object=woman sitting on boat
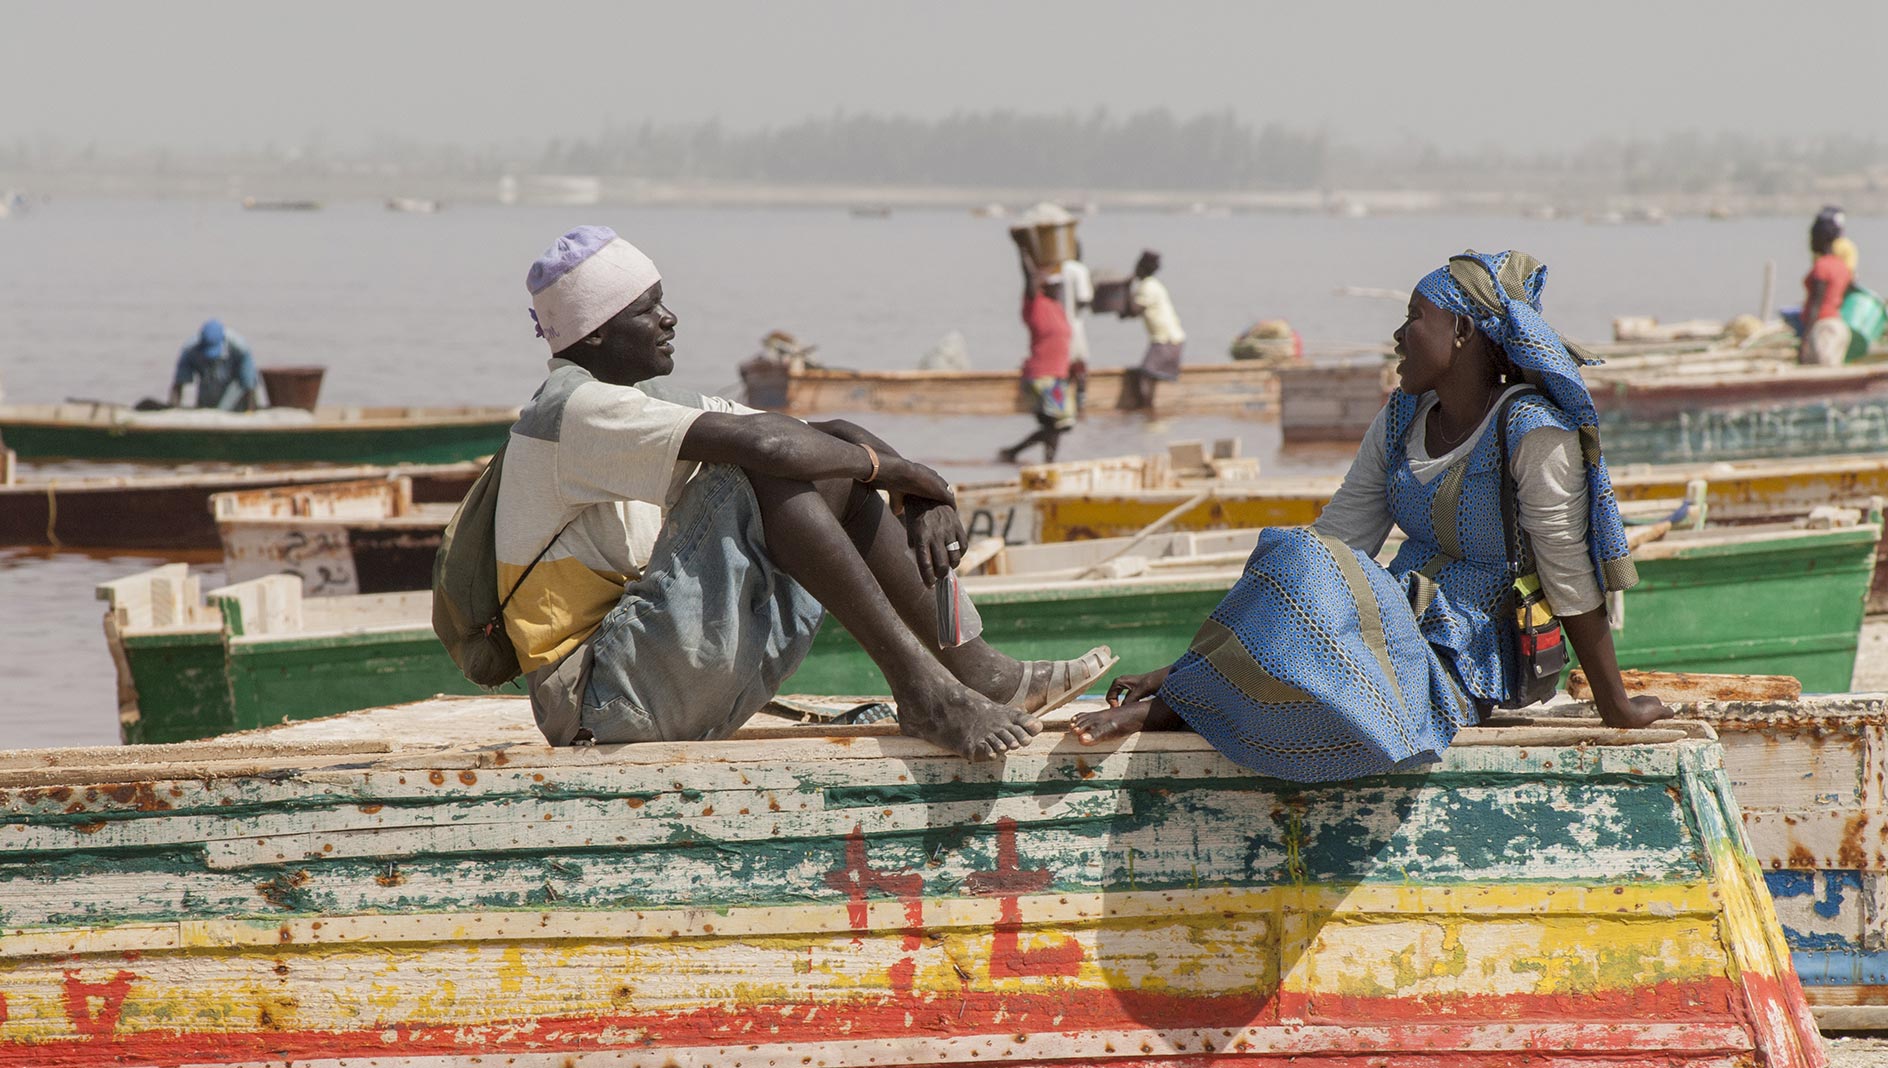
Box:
[1072,250,1672,782]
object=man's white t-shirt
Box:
[496,360,758,670]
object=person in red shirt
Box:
[999,247,1076,463]
[1800,211,1855,365]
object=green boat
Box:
[0,402,516,464]
[98,516,1880,745]
[789,519,1883,695]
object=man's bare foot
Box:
[1071,697,1184,745]
[1599,694,1676,729]
[999,646,1117,714]
[896,680,1043,761]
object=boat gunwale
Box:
[0,404,520,432]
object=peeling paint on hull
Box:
[0,704,1825,1066]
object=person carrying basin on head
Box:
[167,319,259,411]
[500,226,1115,761]
[999,241,1076,464]
[1073,250,1671,782]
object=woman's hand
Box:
[1560,609,1675,729]
[1598,693,1675,729]
[1107,666,1172,707]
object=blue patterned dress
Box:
[1154,390,1577,783]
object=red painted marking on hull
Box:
[0,981,1757,1067]
[824,824,927,993]
[59,971,135,1038]
[966,817,1083,979]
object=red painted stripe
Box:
[0,980,1766,1067]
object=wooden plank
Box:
[1569,669,1803,703]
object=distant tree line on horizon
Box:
[4,111,1885,198]
[542,110,1329,189]
[534,112,1886,196]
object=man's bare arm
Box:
[681,412,954,504]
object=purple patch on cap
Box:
[526,225,620,295]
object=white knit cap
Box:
[526,226,660,354]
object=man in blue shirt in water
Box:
[167,319,259,410]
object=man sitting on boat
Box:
[1072,250,1670,781]
[501,226,1112,761]
[167,319,259,411]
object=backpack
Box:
[432,443,566,687]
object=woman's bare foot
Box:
[895,680,1043,761]
[1071,697,1183,745]
[1598,694,1676,729]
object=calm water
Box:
[1,198,1875,747]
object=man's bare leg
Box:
[826,478,1104,711]
[747,472,1040,760]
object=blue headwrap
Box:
[198,319,227,359]
[1413,250,1638,595]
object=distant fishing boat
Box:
[240,197,321,212]
[0,451,481,551]
[0,402,516,464]
[1274,343,1888,462]
[385,197,443,214]
[0,690,1826,1065]
[740,360,1288,417]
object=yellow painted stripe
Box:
[0,881,1725,960]
[0,893,1735,1043]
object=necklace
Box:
[1428,389,1501,453]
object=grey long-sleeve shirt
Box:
[1311,385,1604,616]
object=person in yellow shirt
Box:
[1121,250,1186,410]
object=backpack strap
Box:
[486,440,575,633]
[495,518,576,618]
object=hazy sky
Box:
[6,0,1881,154]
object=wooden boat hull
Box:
[0,462,480,551]
[0,699,1825,1066]
[963,452,1888,611]
[963,452,1888,544]
[212,477,460,595]
[1599,397,1888,465]
[98,520,1878,745]
[1699,694,1888,1030]
[0,404,516,464]
[792,522,1879,695]
[746,361,1282,416]
[1589,361,1888,422]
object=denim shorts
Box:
[570,464,827,743]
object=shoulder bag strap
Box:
[1493,387,1544,581]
